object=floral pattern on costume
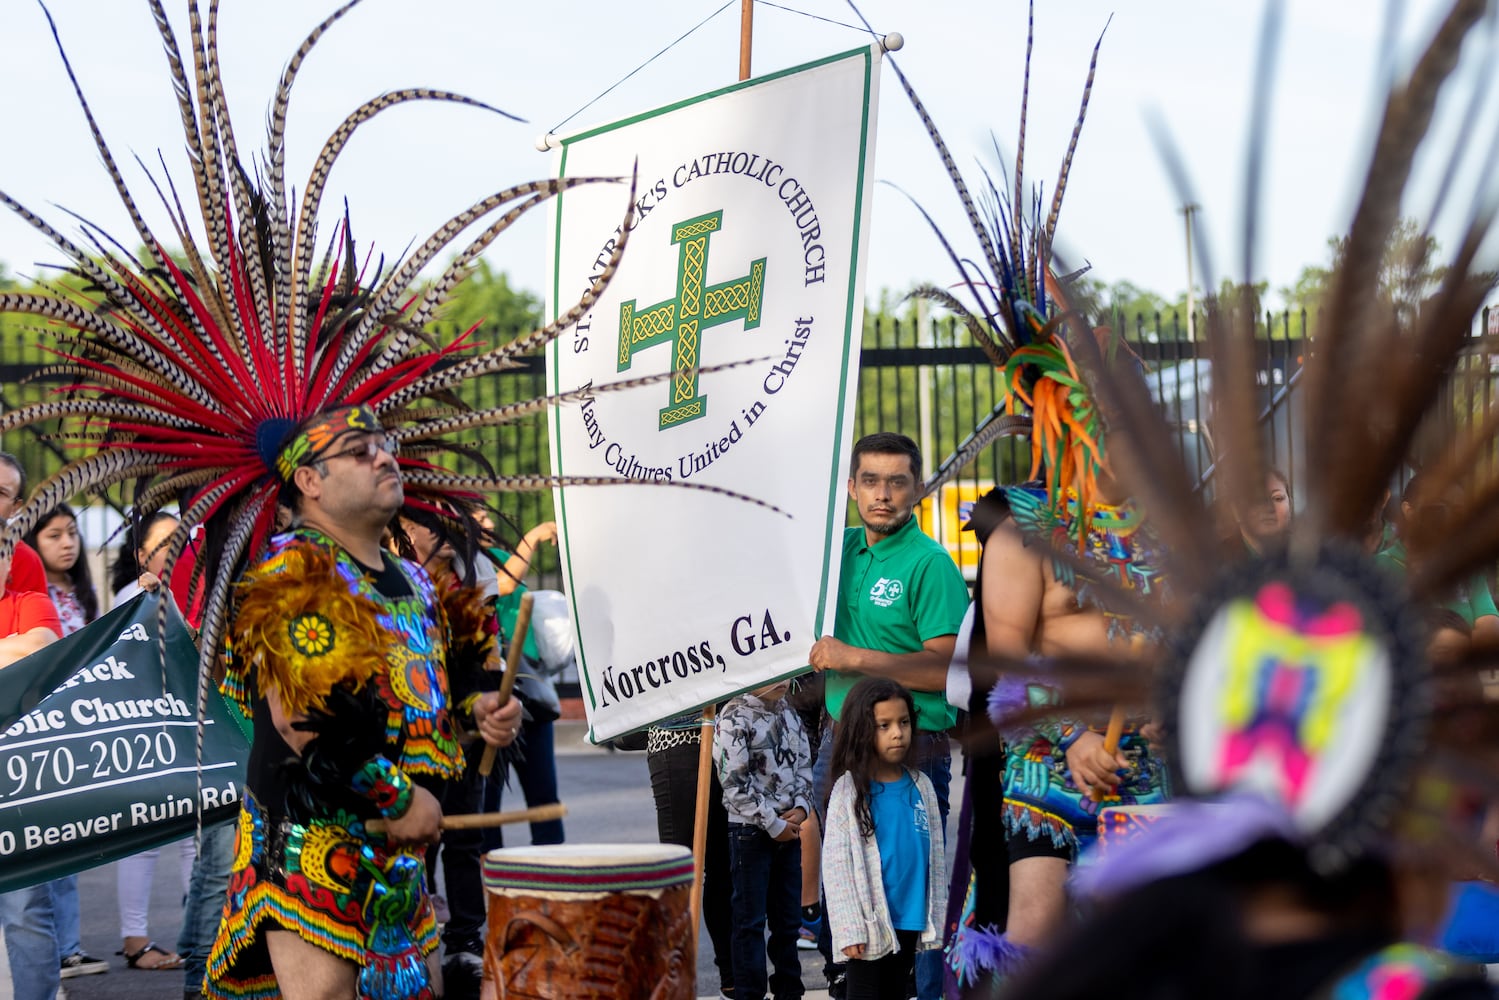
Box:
[207,529,459,1000]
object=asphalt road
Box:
[47,725,866,1000]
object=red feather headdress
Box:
[0,1,632,699]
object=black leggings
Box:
[845,929,920,1000]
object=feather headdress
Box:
[955,0,1499,876]
[873,1,1122,542]
[0,3,636,698]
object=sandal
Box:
[120,941,185,971]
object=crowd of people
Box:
[3,382,1493,1000]
[668,433,1499,1000]
[0,1,1495,998]
[0,395,1495,1000]
[4,357,1487,1000]
[0,445,570,1000]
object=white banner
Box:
[546,46,881,741]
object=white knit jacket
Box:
[822,769,947,961]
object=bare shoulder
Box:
[980,519,1047,596]
[984,518,1045,569]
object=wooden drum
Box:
[481,843,696,1000]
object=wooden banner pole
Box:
[689,0,752,957]
[689,705,717,954]
[739,0,754,81]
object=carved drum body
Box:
[481,843,696,999]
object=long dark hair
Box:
[831,677,917,838]
[110,510,180,596]
[25,504,98,623]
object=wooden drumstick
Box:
[1088,706,1127,803]
[366,802,566,835]
[479,591,535,778]
[1089,635,1146,802]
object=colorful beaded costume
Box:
[206,529,465,1000]
[0,4,646,998]
[990,487,1170,856]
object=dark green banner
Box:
[0,593,248,892]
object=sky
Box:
[1,0,1496,312]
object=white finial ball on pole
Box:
[882,32,904,52]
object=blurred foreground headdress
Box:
[947,0,1499,877]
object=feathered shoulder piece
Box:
[227,541,388,720]
[437,577,500,687]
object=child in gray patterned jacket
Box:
[715,677,813,1000]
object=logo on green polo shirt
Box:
[869,577,904,608]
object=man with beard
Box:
[809,432,969,1000]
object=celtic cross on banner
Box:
[617,210,767,429]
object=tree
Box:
[418,258,553,562]
[1279,245,1335,320]
[1103,280,1175,341]
[1278,219,1449,329]
[429,257,543,338]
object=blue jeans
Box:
[179,819,237,995]
[909,733,951,1000]
[51,875,80,957]
[437,744,489,957]
[728,825,803,1000]
[1,883,61,1000]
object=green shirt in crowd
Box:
[490,547,541,661]
[1376,537,1499,627]
[825,516,970,730]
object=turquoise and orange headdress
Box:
[885,2,1126,541]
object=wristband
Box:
[1054,721,1089,755]
[350,755,415,819]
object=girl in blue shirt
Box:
[823,679,946,1000]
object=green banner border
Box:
[547,45,878,739]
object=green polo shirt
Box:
[1376,538,1499,627]
[825,517,969,730]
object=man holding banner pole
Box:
[809,432,969,1000]
[205,409,522,1000]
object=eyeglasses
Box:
[318,435,400,465]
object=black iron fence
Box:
[3,306,1495,587]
